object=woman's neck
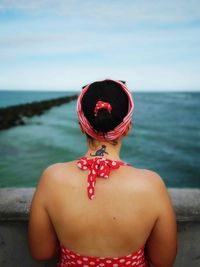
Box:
[84,139,122,161]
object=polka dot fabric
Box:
[57,246,149,267]
[77,157,127,200]
[94,101,112,116]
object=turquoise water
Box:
[0,91,200,188]
[0,90,74,107]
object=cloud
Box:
[0,24,199,59]
[0,1,199,91]
[0,0,200,23]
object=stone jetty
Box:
[0,94,78,130]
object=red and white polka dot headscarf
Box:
[77,79,134,141]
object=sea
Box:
[0,90,200,188]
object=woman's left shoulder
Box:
[41,161,76,180]
[32,161,77,207]
[35,161,76,192]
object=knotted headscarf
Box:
[77,79,134,141]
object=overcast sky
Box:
[0,0,200,91]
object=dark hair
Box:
[81,80,129,133]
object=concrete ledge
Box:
[0,188,200,222]
[0,188,200,267]
[168,188,200,222]
[0,188,34,221]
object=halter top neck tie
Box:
[77,157,127,200]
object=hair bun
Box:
[94,101,112,117]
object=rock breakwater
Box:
[0,94,78,130]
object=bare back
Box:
[36,160,173,258]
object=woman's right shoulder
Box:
[136,168,175,219]
[129,167,172,210]
[131,167,168,194]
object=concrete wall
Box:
[0,188,200,267]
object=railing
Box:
[0,188,200,267]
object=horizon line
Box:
[0,88,200,93]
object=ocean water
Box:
[0,90,200,188]
[0,90,74,107]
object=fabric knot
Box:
[77,157,127,200]
[94,101,112,116]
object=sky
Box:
[0,0,200,91]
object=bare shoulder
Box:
[136,168,173,210]
[141,169,166,189]
[43,160,75,174]
[125,166,171,206]
[128,166,167,192]
[34,161,77,199]
[39,161,77,183]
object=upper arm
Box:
[28,168,59,260]
[146,174,177,267]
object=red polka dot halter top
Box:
[77,157,128,200]
[57,245,149,267]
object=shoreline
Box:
[0,94,78,130]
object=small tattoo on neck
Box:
[90,145,109,157]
